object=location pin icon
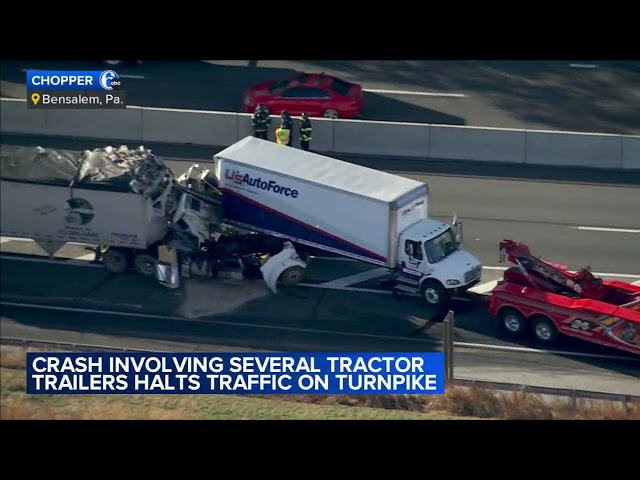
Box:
[31,93,40,105]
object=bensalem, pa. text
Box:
[41,93,123,106]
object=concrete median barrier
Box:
[429,125,526,163]
[46,106,144,141]
[333,119,430,156]
[0,99,48,136]
[1,99,637,171]
[622,136,640,170]
[142,107,236,146]
[525,130,623,169]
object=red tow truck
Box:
[488,239,640,356]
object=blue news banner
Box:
[26,70,121,91]
[26,352,445,395]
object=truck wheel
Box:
[102,248,129,274]
[420,280,449,308]
[498,307,527,336]
[279,266,305,287]
[134,254,157,278]
[530,316,558,345]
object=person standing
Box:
[275,121,291,146]
[299,112,313,151]
[281,110,293,146]
[251,104,270,140]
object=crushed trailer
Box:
[0,145,297,289]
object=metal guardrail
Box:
[2,98,639,171]
[440,310,639,406]
[4,335,638,405]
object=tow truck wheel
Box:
[421,280,448,308]
[102,248,129,274]
[279,266,305,287]
[134,254,157,278]
[530,316,558,344]
[498,308,526,336]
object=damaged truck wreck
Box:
[1,137,483,308]
[0,143,296,292]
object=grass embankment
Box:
[1,346,638,420]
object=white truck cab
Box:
[393,216,482,308]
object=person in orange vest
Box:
[275,121,291,146]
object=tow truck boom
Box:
[498,239,638,305]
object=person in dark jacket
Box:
[251,104,271,140]
[281,110,293,146]
[299,112,313,151]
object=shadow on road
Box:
[362,92,465,124]
[303,60,640,134]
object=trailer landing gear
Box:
[85,246,102,263]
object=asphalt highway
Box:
[1,60,638,133]
[3,136,639,274]
[1,136,639,395]
[2,259,640,396]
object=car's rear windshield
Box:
[271,79,290,95]
[329,78,353,96]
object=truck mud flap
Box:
[156,246,180,289]
[260,241,307,293]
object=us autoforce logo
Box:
[224,169,299,198]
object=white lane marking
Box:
[569,64,596,69]
[468,280,498,295]
[319,267,390,287]
[299,283,394,295]
[313,257,640,280]
[2,301,636,362]
[363,88,468,98]
[633,280,640,286]
[572,226,640,234]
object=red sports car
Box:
[242,72,364,119]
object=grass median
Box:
[1,345,637,420]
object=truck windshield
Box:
[424,228,459,263]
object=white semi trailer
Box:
[0,144,282,282]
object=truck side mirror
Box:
[452,213,463,244]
